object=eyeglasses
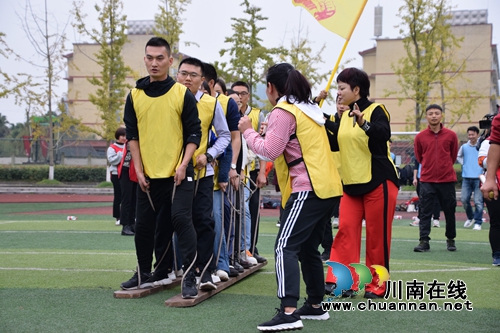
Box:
[234,91,249,96]
[178,71,201,79]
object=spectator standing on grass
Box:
[413,104,458,253]
[457,126,484,230]
[107,128,126,226]
[479,113,500,266]
[117,140,137,236]
[121,37,201,299]
[240,63,342,331]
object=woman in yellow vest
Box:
[239,63,342,331]
[324,67,399,299]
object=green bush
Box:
[0,165,106,182]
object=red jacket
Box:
[414,124,458,183]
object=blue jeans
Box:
[241,182,252,251]
[213,190,229,273]
[461,178,484,225]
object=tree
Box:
[73,0,131,142]
[18,0,69,179]
[153,0,197,55]
[388,0,481,131]
[219,0,285,105]
[0,113,9,138]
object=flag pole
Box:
[319,0,368,108]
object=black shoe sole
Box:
[414,248,430,252]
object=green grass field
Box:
[0,202,498,333]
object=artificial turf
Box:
[0,202,497,333]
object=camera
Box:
[479,114,495,129]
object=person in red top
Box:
[480,112,500,266]
[413,104,459,252]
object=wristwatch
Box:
[205,153,214,163]
[230,163,237,170]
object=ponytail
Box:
[266,63,313,105]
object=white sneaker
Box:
[410,217,419,227]
[332,217,339,228]
[276,221,281,227]
[115,220,120,226]
[241,250,258,266]
[151,277,172,287]
[433,219,440,228]
[473,224,482,230]
[211,274,221,283]
[168,271,176,281]
[216,269,229,282]
[362,219,366,227]
[464,220,473,228]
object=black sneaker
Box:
[257,308,303,331]
[253,253,267,263]
[228,265,240,277]
[238,257,252,269]
[295,299,329,320]
[364,291,383,299]
[446,239,457,251]
[233,260,244,273]
[199,270,217,291]
[182,270,198,299]
[120,271,151,290]
[121,225,134,236]
[325,282,336,295]
[414,240,430,252]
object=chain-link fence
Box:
[0,138,108,166]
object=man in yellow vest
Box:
[176,57,230,290]
[203,63,244,276]
[121,37,201,299]
[231,81,267,264]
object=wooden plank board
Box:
[164,261,267,307]
[113,278,182,299]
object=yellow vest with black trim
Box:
[193,93,216,180]
[273,101,342,207]
[338,103,395,185]
[246,107,261,132]
[246,106,261,171]
[212,94,230,190]
[131,83,188,179]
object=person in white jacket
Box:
[107,127,126,226]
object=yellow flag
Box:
[292,0,367,39]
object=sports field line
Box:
[0,266,492,274]
[0,251,133,256]
[0,230,117,234]
[0,267,132,273]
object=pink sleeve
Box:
[243,108,296,161]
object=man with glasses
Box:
[231,81,267,265]
[175,57,230,290]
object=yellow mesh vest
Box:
[338,103,395,185]
[273,102,343,207]
[193,93,216,180]
[131,84,186,178]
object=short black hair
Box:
[145,37,171,56]
[203,63,217,83]
[337,68,370,98]
[231,81,250,91]
[467,126,480,134]
[115,127,126,140]
[178,57,204,76]
[426,104,443,112]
